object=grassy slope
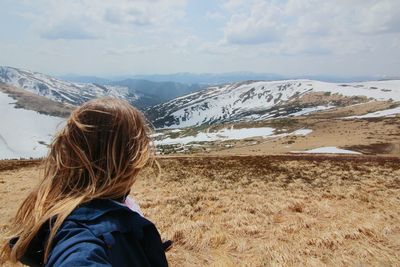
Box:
[1,155,399,266]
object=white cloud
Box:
[104,45,158,56]
[198,41,237,55]
[41,17,98,40]
[356,0,400,34]
[2,0,399,76]
[222,0,400,47]
[29,0,187,40]
[205,11,225,21]
[222,0,249,11]
[224,1,285,44]
[201,0,399,78]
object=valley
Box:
[0,66,399,159]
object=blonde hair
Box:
[1,98,154,263]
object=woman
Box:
[1,98,168,266]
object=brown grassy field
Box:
[213,116,400,156]
[158,109,400,157]
[1,155,400,266]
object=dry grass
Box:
[210,117,400,156]
[1,155,400,266]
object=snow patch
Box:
[292,129,313,135]
[287,105,335,117]
[150,133,164,138]
[344,106,400,119]
[155,127,313,145]
[155,127,276,145]
[0,92,64,159]
[291,146,361,154]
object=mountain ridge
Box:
[0,66,144,107]
[146,79,400,129]
[0,82,73,117]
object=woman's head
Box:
[2,98,153,263]
[49,97,153,199]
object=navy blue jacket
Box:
[15,199,168,267]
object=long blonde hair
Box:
[1,97,154,263]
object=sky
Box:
[1,0,399,77]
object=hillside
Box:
[0,66,144,107]
[1,66,400,159]
[0,82,73,117]
[1,155,399,266]
[147,79,400,129]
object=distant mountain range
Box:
[60,72,388,85]
[1,65,400,159]
[59,75,203,102]
[109,79,202,103]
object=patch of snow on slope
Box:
[155,127,313,145]
[311,80,400,101]
[344,106,400,119]
[292,129,313,135]
[0,92,64,159]
[150,133,164,138]
[287,105,335,117]
[292,146,361,154]
[155,127,276,145]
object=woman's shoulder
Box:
[49,199,167,267]
[65,199,154,239]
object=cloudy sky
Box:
[1,0,399,77]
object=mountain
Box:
[0,82,73,117]
[113,72,285,85]
[60,76,204,103]
[146,79,400,129]
[58,74,112,84]
[0,66,143,107]
[2,67,205,108]
[110,79,202,103]
[112,72,382,84]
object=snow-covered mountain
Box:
[0,66,155,159]
[146,79,400,128]
[0,66,140,106]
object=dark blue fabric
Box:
[18,199,168,267]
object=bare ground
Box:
[1,155,400,266]
[203,115,400,156]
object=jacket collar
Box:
[67,198,131,221]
